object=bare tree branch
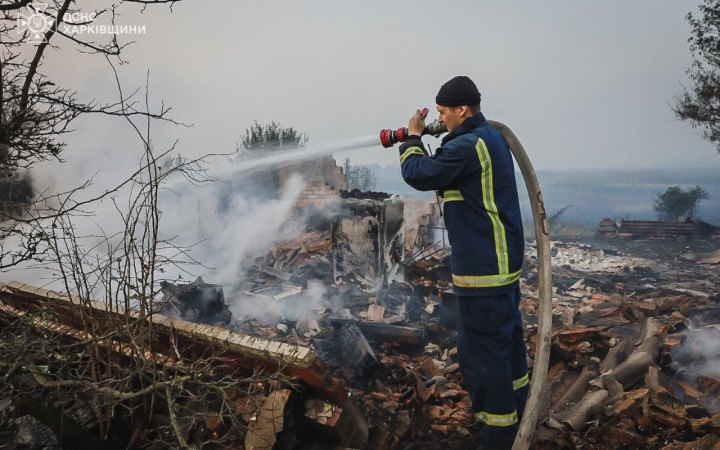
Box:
[0,0,33,12]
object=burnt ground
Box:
[553,234,720,300]
[334,233,720,450]
[1,232,719,449]
[578,235,720,263]
[525,234,720,450]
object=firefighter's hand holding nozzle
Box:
[408,109,427,136]
[379,107,445,148]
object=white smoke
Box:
[229,279,329,325]
[2,136,157,288]
[157,171,308,298]
[2,115,359,327]
[673,325,720,379]
[3,145,315,304]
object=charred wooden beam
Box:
[330,318,428,347]
[558,389,609,431]
[337,321,380,377]
[0,281,347,403]
[551,366,598,413]
[602,351,656,389]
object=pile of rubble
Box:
[3,188,719,449]
[525,240,720,449]
[223,229,476,448]
[169,215,715,449]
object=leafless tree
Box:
[0,0,184,269]
[0,65,299,447]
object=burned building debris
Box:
[160,277,231,325]
[331,191,404,289]
[2,187,720,449]
[202,215,720,448]
[599,217,720,240]
[280,157,348,210]
[0,281,363,449]
[522,237,720,449]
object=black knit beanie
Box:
[435,76,481,107]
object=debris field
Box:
[1,194,719,449]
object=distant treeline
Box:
[368,165,720,226]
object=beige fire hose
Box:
[488,121,553,450]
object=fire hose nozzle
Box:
[425,120,449,137]
[379,119,448,148]
[379,127,406,148]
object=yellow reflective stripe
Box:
[443,189,464,202]
[452,269,522,288]
[513,373,529,390]
[474,410,518,427]
[399,147,425,164]
[475,138,510,274]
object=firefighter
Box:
[398,76,528,450]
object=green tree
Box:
[653,185,709,221]
[237,121,309,153]
[674,0,720,152]
[343,158,377,191]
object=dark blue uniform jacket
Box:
[399,112,524,296]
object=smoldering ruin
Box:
[2,156,720,450]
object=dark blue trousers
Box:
[456,285,529,450]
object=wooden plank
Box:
[331,319,428,347]
[0,281,347,403]
[244,390,293,450]
[337,321,379,372]
[301,398,369,449]
[256,266,294,282]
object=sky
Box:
[5,0,720,292]
[32,0,720,174]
